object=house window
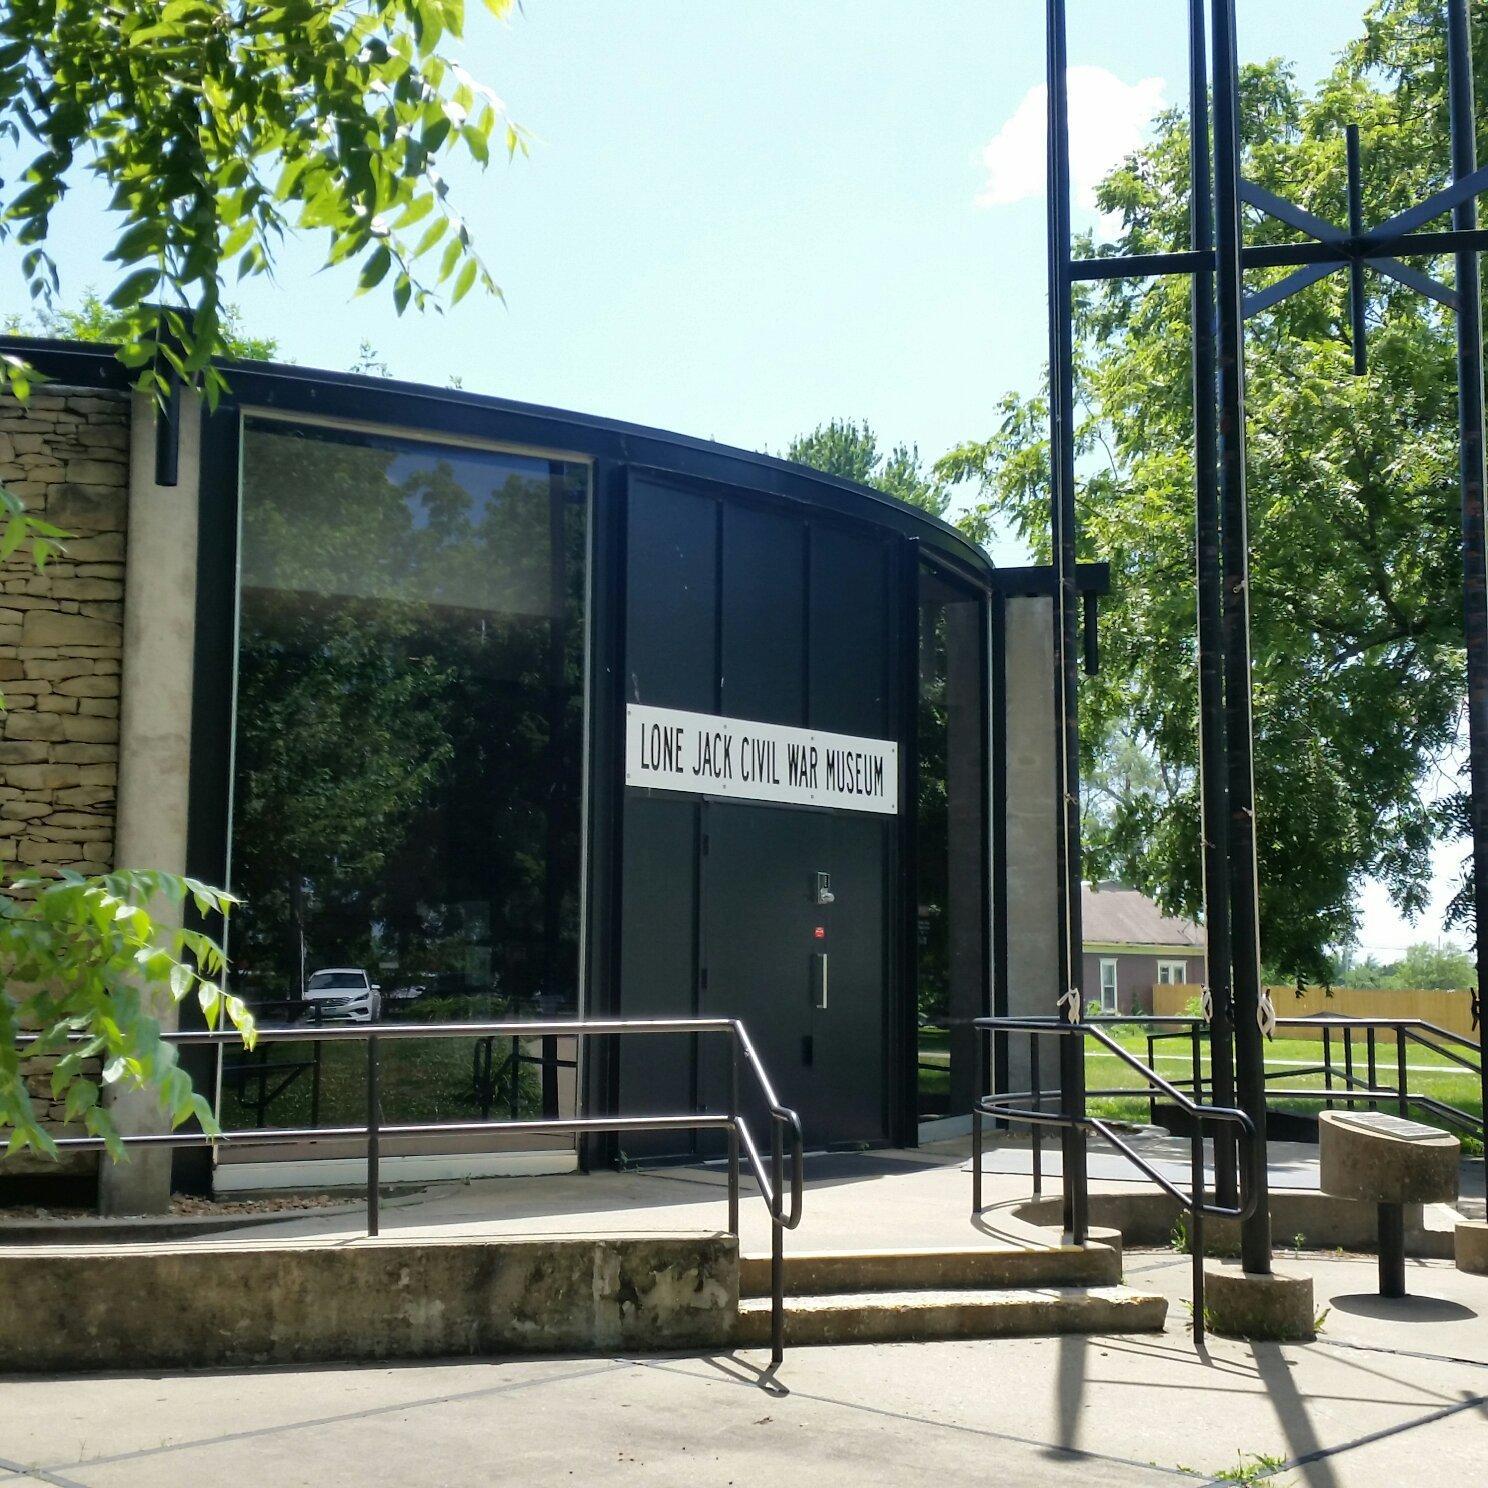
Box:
[1099,958,1119,1012]
[1157,960,1188,985]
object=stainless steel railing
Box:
[18,1016,805,1368]
[971,1015,1257,1342]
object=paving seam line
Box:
[631,1354,1199,1480]
[1193,1388,1488,1488]
[0,1455,91,1488]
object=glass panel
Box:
[220,419,587,1136]
[916,564,987,1120]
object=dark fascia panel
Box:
[0,334,995,582]
[990,562,1111,598]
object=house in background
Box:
[1082,883,1205,1014]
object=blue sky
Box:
[0,0,1456,956]
[5,0,1365,467]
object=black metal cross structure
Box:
[1044,0,1488,1274]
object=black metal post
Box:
[1191,1134,1206,1345]
[1346,123,1368,376]
[1189,0,1240,1212]
[728,1039,741,1236]
[770,1120,785,1367]
[310,1030,323,1129]
[542,1032,560,1119]
[1211,0,1272,1274]
[1344,1028,1355,1111]
[366,1033,381,1238]
[1045,0,1089,1247]
[1367,1025,1378,1109]
[1377,1202,1406,1298]
[1396,1032,1408,1119]
[971,1018,984,1213]
[1447,0,1488,1197]
[1031,1031,1043,1197]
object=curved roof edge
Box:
[0,333,995,585]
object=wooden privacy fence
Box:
[1151,983,1477,1042]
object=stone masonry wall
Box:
[0,386,126,875]
[1,385,127,1167]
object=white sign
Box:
[625,704,898,816]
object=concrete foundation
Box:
[1204,1262,1315,1341]
[0,1232,737,1371]
[1455,1219,1488,1275]
[1013,1189,1454,1257]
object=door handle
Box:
[811,952,828,1011]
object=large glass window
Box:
[916,565,987,1121]
[220,417,587,1133]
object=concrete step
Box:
[739,1241,1120,1298]
[735,1284,1167,1346]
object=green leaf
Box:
[107,268,161,309]
[451,256,479,304]
[357,244,393,294]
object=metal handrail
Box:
[1083,1012,1484,1143]
[17,1015,805,1370]
[971,1015,1257,1343]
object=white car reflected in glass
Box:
[303,968,381,1023]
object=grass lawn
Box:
[1090,1029,1482,1146]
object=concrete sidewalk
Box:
[0,1249,1483,1487]
[189,1140,1068,1255]
[158,1131,1476,1256]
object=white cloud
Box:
[976,66,1167,217]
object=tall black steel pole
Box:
[1446,0,1488,1184]
[1210,0,1271,1272]
[1045,0,1088,1243]
[1188,0,1239,1210]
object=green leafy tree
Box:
[0,872,253,1158]
[1335,940,1476,989]
[939,0,1483,980]
[0,0,521,407]
[788,418,951,517]
[1387,941,1476,990]
[0,0,528,1163]
[3,290,279,362]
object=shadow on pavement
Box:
[1328,1292,1478,1323]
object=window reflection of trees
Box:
[231,423,586,1033]
[917,605,951,1028]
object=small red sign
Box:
[814,926,826,939]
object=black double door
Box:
[615,473,902,1156]
[698,801,888,1152]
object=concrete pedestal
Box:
[1455,1220,1488,1276]
[1204,1263,1315,1341]
[1317,1110,1459,1299]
